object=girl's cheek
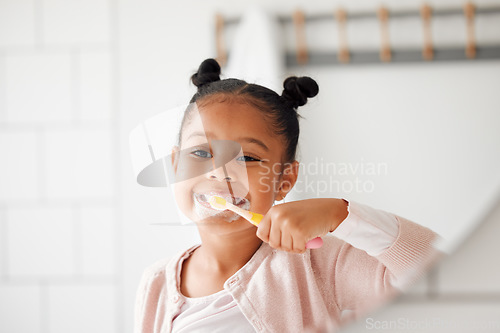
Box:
[252,175,277,199]
[173,179,196,216]
[247,171,267,194]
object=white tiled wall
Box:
[0,130,39,201]
[7,206,75,277]
[5,52,72,123]
[1,0,500,333]
[0,0,119,331]
[0,284,41,332]
[41,0,110,45]
[0,0,36,48]
[79,51,112,121]
[47,284,116,333]
[44,128,114,199]
[80,206,116,277]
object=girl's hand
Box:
[256,198,349,253]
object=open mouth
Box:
[194,192,248,209]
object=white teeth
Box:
[196,193,246,205]
[228,197,243,205]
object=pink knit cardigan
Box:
[134,203,440,332]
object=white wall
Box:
[1,0,499,332]
[291,62,500,252]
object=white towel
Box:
[224,6,285,93]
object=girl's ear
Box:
[277,160,300,200]
[171,146,180,173]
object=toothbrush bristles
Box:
[209,196,228,210]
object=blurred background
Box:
[1,0,499,332]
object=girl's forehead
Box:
[180,101,285,158]
[183,101,274,140]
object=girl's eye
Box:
[191,149,212,158]
[237,155,261,162]
[190,149,260,162]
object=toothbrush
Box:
[209,196,323,249]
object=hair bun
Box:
[281,76,319,108]
[191,58,221,89]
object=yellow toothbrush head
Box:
[209,196,228,210]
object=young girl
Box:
[134,59,441,333]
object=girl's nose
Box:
[207,166,233,182]
[210,174,232,182]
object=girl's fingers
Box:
[293,236,306,253]
[281,230,293,252]
[289,234,306,254]
[256,209,307,253]
[256,215,271,243]
[269,219,282,249]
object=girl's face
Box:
[171,100,296,230]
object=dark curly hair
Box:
[177,58,319,165]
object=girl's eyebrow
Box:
[186,131,269,152]
[238,137,269,152]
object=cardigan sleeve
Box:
[323,199,443,314]
[134,259,170,333]
[332,198,400,256]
